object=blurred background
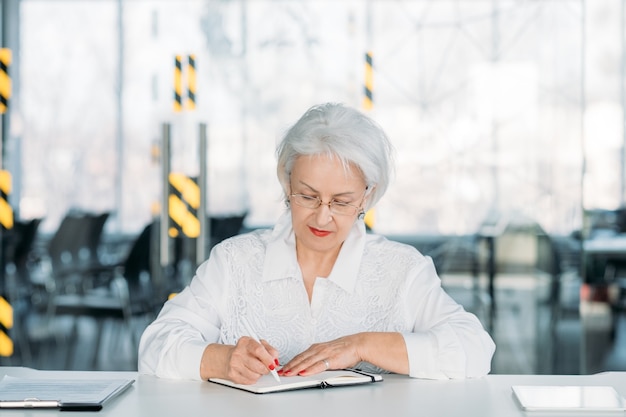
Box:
[0,0,625,376]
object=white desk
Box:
[1,367,625,417]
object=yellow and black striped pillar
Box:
[0,170,13,231]
[186,54,196,111]
[0,170,12,356]
[0,295,12,356]
[362,51,373,111]
[168,173,200,238]
[0,48,11,114]
[173,55,183,113]
[173,54,196,113]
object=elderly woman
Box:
[138,102,495,383]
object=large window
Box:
[13,0,620,236]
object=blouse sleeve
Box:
[137,246,229,380]
[401,256,496,379]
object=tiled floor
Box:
[2,273,626,375]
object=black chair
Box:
[209,213,247,248]
[50,221,159,369]
[45,210,110,295]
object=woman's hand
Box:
[200,338,279,384]
[279,332,409,377]
[279,334,363,376]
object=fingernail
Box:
[269,364,276,371]
[298,370,307,376]
[274,358,280,366]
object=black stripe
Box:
[365,52,373,66]
[364,88,373,101]
[168,182,184,230]
[169,181,183,201]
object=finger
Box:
[242,337,278,374]
[260,340,280,366]
[298,358,332,376]
[229,337,275,382]
[280,350,327,376]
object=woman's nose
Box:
[315,202,333,225]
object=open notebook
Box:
[0,375,135,411]
[210,369,382,394]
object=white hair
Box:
[276,102,395,211]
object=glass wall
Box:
[11,0,619,237]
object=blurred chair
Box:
[45,210,110,295]
[49,221,159,369]
[209,213,247,249]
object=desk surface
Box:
[1,367,625,417]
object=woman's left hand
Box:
[278,334,363,377]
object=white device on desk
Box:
[512,385,626,412]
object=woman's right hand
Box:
[200,338,279,384]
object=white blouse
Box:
[138,212,495,380]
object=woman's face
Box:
[289,154,367,257]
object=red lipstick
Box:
[309,226,331,237]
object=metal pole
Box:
[160,123,171,269]
[197,123,209,266]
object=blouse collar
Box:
[262,211,366,294]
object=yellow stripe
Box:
[0,331,13,356]
[0,170,11,195]
[0,296,12,329]
[0,199,13,229]
[169,173,200,209]
[0,70,9,97]
[0,48,11,65]
[169,194,188,225]
[364,208,375,230]
[168,194,200,238]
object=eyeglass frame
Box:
[288,187,371,216]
